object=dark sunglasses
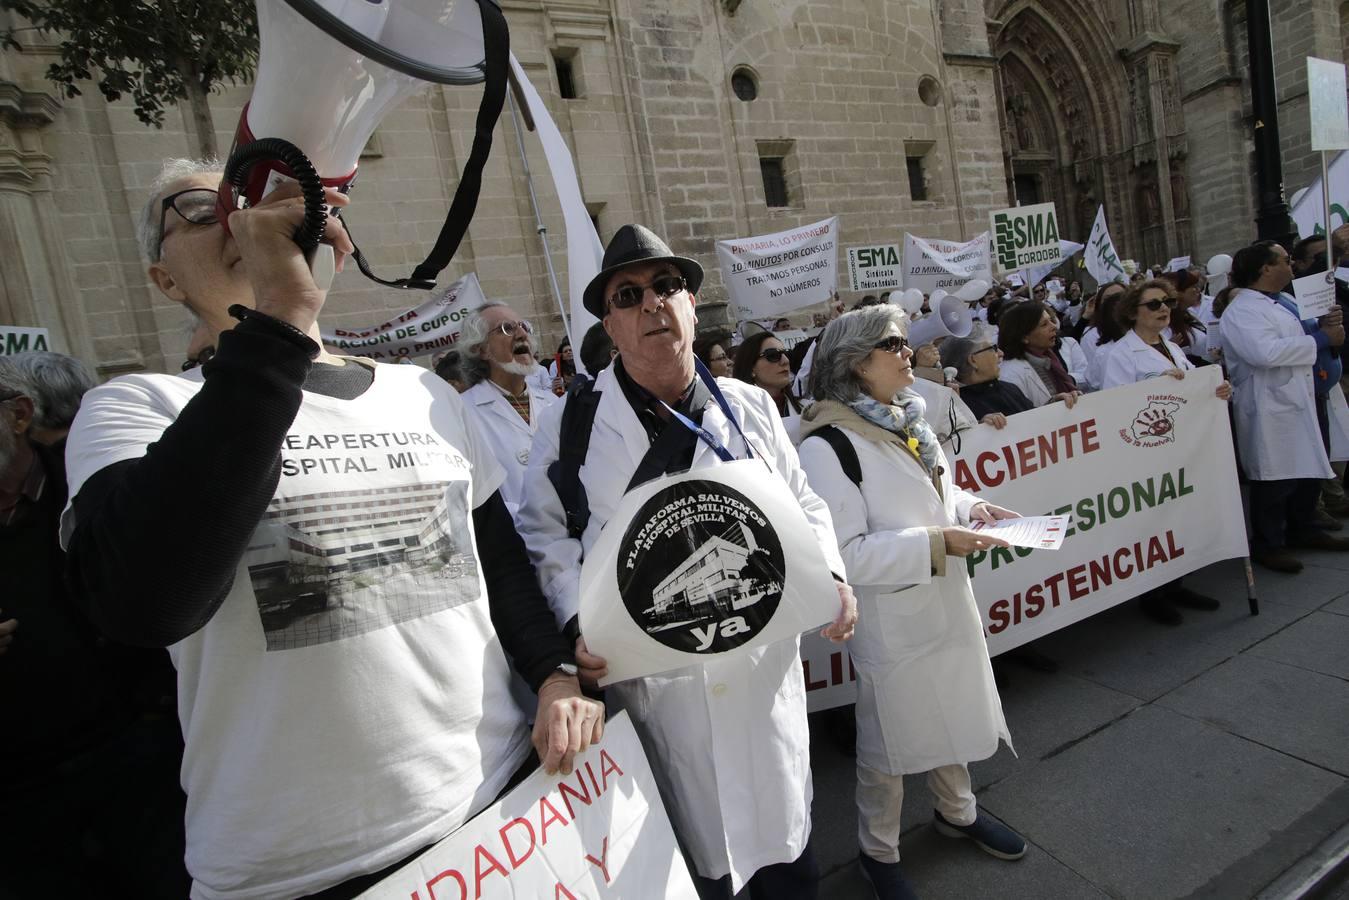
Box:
[609,273,687,311]
[1141,298,1179,311]
[758,347,789,364]
[874,336,909,354]
[158,188,220,248]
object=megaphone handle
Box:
[309,244,336,294]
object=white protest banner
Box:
[846,243,903,292]
[774,328,815,350]
[1292,271,1338,319]
[990,202,1062,273]
[580,459,839,686]
[1309,58,1349,151]
[1084,206,1127,286]
[359,713,697,900]
[1025,240,1084,288]
[1165,255,1192,273]
[802,368,1247,711]
[902,232,993,294]
[1291,151,1349,237]
[321,273,487,360]
[0,326,51,356]
[509,54,604,372]
[717,218,838,321]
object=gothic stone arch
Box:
[989,0,1153,263]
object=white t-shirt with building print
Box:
[61,362,529,900]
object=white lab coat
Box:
[1217,288,1333,481]
[1098,329,1192,390]
[518,365,846,889]
[1058,336,1090,389]
[461,380,558,517]
[797,403,1011,776]
[1080,327,1107,390]
[997,357,1054,407]
[526,363,554,395]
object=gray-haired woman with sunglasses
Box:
[797,305,1027,898]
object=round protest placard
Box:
[580,459,839,685]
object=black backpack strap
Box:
[547,378,602,539]
[806,424,862,488]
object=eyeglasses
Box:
[758,347,789,364]
[493,320,534,338]
[1141,298,1179,311]
[874,336,909,355]
[181,346,216,371]
[608,273,687,311]
[157,188,220,254]
[970,344,1000,358]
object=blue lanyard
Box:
[654,358,756,463]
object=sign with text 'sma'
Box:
[801,368,1248,712]
[359,713,697,899]
[0,326,51,356]
[990,203,1062,273]
[845,243,903,292]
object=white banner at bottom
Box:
[803,368,1249,712]
[360,713,696,899]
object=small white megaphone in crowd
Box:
[1206,253,1233,277]
[217,0,508,291]
[908,290,974,346]
[888,287,925,315]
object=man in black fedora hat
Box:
[519,223,857,898]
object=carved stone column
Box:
[0,80,97,363]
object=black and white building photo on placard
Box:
[244,481,479,650]
[617,480,786,654]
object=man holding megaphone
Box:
[59,159,603,899]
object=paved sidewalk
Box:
[808,553,1349,899]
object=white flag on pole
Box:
[1084,206,1127,285]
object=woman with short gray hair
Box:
[798,306,1027,897]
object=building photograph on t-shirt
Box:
[244,480,478,651]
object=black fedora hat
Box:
[582,224,704,319]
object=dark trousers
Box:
[692,842,820,900]
[1249,393,1335,548]
[1249,478,1324,549]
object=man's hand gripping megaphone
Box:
[228,182,355,337]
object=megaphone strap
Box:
[407,0,510,287]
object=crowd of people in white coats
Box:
[3,154,1345,900]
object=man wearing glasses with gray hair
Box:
[58,158,602,898]
[459,301,559,518]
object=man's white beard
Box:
[500,360,535,377]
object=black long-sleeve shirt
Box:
[65,319,572,690]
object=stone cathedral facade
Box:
[0,0,1342,375]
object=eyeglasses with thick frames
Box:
[758,347,789,364]
[608,273,687,311]
[493,320,534,338]
[158,188,220,251]
[874,336,909,355]
[1140,298,1178,311]
[970,344,1000,358]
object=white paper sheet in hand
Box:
[970,515,1070,550]
[579,459,840,686]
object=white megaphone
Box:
[218,0,507,291]
[908,292,974,346]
